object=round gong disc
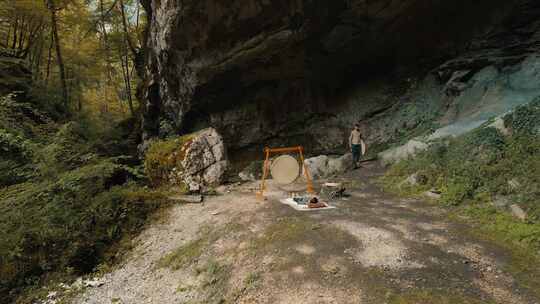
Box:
[270,155,300,185]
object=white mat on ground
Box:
[279,198,336,211]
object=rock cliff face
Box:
[140,0,540,155]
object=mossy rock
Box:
[144,128,228,190]
[143,134,195,187]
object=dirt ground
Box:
[73,162,540,304]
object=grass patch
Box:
[243,272,261,290]
[158,235,209,270]
[381,99,540,301]
[450,204,540,299]
[191,259,232,304]
[158,220,245,272]
[250,217,315,251]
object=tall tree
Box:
[118,0,144,78]
[46,0,69,108]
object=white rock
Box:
[303,154,353,180]
[328,153,353,174]
[72,277,84,289]
[47,291,58,299]
[202,160,228,185]
[492,196,510,209]
[378,140,428,165]
[303,155,329,180]
[424,190,441,200]
[488,117,511,136]
[239,171,256,181]
[508,179,520,191]
[179,128,229,189]
[84,277,106,288]
[510,204,527,221]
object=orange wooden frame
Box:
[256,146,315,199]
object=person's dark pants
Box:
[351,144,361,167]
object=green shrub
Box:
[0,160,168,302]
[504,96,540,135]
[382,111,540,252]
[36,122,96,177]
[0,129,37,185]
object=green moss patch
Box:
[158,235,209,270]
[250,217,315,251]
[144,134,195,187]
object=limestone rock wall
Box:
[140,0,540,155]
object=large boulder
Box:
[378,140,429,165]
[303,153,353,180]
[144,128,228,191]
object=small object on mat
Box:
[308,197,327,209]
[293,196,309,205]
[321,182,347,201]
[279,198,336,211]
[324,182,341,187]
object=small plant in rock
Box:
[143,134,194,188]
[243,272,261,290]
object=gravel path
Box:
[72,163,539,304]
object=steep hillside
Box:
[0,57,167,304]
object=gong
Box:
[270,155,300,184]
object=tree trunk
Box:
[117,0,135,115]
[48,0,69,108]
[45,29,54,84]
[118,0,137,57]
[11,16,18,49]
[120,52,134,115]
[34,32,45,80]
[99,0,113,82]
[21,20,44,59]
[6,24,11,47]
[118,0,144,79]
[17,17,26,51]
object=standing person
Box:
[349,124,363,169]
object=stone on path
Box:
[423,190,442,200]
[303,154,353,180]
[379,140,429,165]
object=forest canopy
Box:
[0,0,146,120]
